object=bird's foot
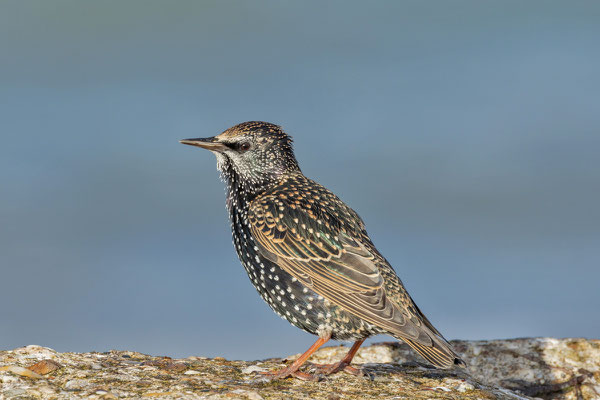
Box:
[307,361,364,377]
[259,366,323,382]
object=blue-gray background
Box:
[1,1,599,360]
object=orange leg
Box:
[309,338,366,376]
[261,334,331,381]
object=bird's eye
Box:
[239,142,252,152]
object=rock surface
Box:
[0,338,597,399]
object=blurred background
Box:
[1,1,599,360]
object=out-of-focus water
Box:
[1,1,599,359]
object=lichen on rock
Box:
[0,339,598,399]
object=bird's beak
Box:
[179,136,228,152]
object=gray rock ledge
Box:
[1,338,598,399]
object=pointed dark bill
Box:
[179,137,228,151]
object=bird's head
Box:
[180,121,300,185]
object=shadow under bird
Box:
[180,121,465,380]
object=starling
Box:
[180,121,465,380]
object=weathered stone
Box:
[298,338,600,399]
[0,365,44,379]
[0,338,598,399]
[27,359,62,375]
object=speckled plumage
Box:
[181,121,464,377]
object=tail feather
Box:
[402,336,466,369]
[396,295,466,368]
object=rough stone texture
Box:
[0,338,597,399]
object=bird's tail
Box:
[395,300,466,369]
[401,336,466,369]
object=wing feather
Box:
[249,193,419,339]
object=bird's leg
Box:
[308,338,366,376]
[260,334,331,381]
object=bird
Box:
[180,121,465,380]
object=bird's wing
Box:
[248,190,426,342]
